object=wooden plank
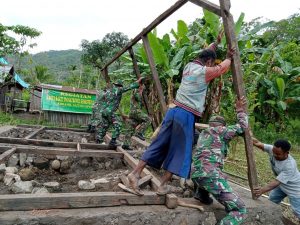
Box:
[45,127,86,132]
[0,148,16,164]
[24,126,45,139]
[102,0,188,69]
[0,137,115,150]
[195,123,209,130]
[142,35,167,113]
[105,134,161,191]
[128,47,156,129]
[0,192,165,211]
[189,0,221,16]
[0,145,123,158]
[219,0,258,198]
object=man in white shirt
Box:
[252,139,300,220]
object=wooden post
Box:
[128,47,157,129]
[101,67,110,86]
[219,0,258,198]
[142,35,168,114]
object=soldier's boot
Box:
[135,133,145,141]
[96,138,103,144]
[90,126,96,133]
[87,124,92,132]
[122,144,133,151]
[194,187,213,205]
[109,138,119,147]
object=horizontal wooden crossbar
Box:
[0,192,165,211]
[0,145,123,158]
[0,137,115,150]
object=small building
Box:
[30,84,97,126]
[0,58,30,112]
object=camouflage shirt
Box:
[191,112,248,179]
[102,82,139,115]
[130,89,143,113]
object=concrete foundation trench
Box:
[0,125,288,225]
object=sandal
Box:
[156,185,172,196]
[128,173,144,196]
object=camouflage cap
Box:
[209,115,226,126]
[113,79,123,87]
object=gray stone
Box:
[33,156,49,169]
[19,153,27,167]
[81,137,88,143]
[79,157,92,167]
[11,181,33,193]
[105,161,112,170]
[43,181,61,192]
[90,178,110,190]
[25,155,34,166]
[7,154,19,167]
[78,180,95,190]
[0,163,6,172]
[56,155,69,161]
[32,187,49,194]
[60,160,71,174]
[51,160,61,170]
[5,167,18,174]
[4,173,21,186]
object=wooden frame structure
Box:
[0,125,166,211]
[100,0,258,197]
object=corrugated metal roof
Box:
[36,83,97,95]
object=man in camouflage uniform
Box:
[191,97,248,225]
[96,78,143,146]
[87,89,107,133]
[122,86,151,150]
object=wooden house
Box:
[0,59,29,112]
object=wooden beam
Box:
[0,145,123,158]
[24,126,45,139]
[0,137,115,150]
[195,123,209,130]
[45,127,86,132]
[219,0,258,198]
[0,148,16,164]
[189,0,221,16]
[128,47,156,129]
[0,192,165,211]
[142,35,167,114]
[101,67,110,84]
[105,134,161,191]
[102,0,188,69]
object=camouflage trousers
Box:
[192,176,246,225]
[123,111,150,146]
[96,113,121,142]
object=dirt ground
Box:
[0,157,128,195]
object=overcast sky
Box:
[1,0,299,54]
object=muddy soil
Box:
[0,127,36,138]
[36,130,95,143]
[0,157,128,195]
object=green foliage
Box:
[0,23,41,57]
[80,32,129,71]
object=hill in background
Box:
[10,49,82,82]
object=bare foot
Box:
[128,173,144,196]
[156,184,170,196]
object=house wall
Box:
[44,111,91,126]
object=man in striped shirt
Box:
[128,32,235,196]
